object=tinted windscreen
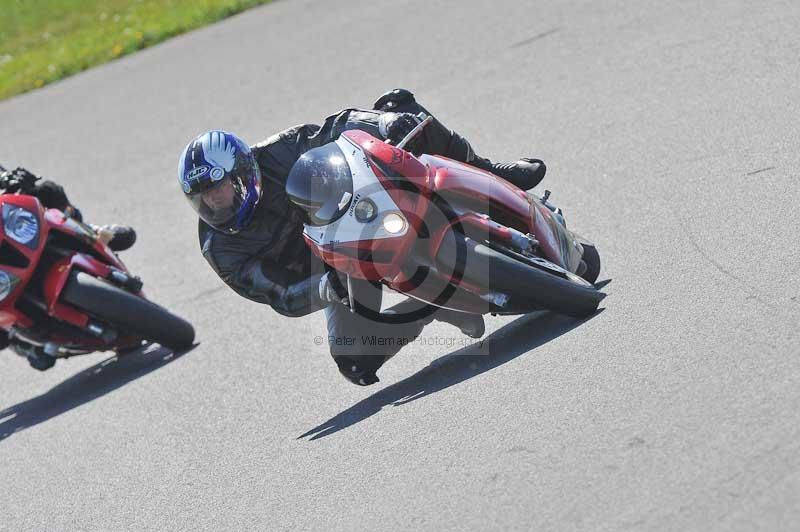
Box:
[285,143,354,226]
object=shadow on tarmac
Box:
[0,343,196,442]
[299,307,604,441]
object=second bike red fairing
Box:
[0,176,194,370]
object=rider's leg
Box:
[382,298,485,340]
[373,88,546,191]
[325,281,486,386]
[325,279,423,386]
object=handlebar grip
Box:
[395,115,433,150]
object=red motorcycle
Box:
[286,116,605,320]
[0,166,194,370]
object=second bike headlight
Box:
[354,198,377,223]
[2,205,40,248]
[0,270,20,302]
[382,212,407,235]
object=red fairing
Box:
[333,130,437,281]
[341,129,433,229]
[42,254,114,316]
[39,210,135,327]
[422,155,532,233]
[421,155,570,267]
[306,237,407,281]
[299,129,590,314]
[530,201,566,267]
[0,193,146,352]
[0,195,48,329]
[44,208,127,270]
[341,130,431,189]
[306,236,387,280]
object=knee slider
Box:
[373,88,416,111]
[334,356,381,386]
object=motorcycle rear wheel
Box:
[437,232,605,317]
[61,271,195,350]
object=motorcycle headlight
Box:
[2,204,40,248]
[382,212,407,235]
[0,270,20,302]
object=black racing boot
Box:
[434,309,486,339]
[470,157,546,191]
[95,224,137,252]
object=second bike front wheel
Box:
[61,271,195,350]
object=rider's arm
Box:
[307,108,433,154]
[227,258,325,318]
[0,168,71,209]
[250,108,409,180]
[199,224,326,318]
[305,108,385,147]
[32,180,71,210]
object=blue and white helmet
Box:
[178,130,262,233]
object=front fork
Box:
[40,253,143,342]
[428,189,570,261]
[428,191,585,309]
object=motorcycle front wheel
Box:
[579,242,601,284]
[436,232,605,318]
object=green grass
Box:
[0,0,271,101]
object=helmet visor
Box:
[186,176,243,231]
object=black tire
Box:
[437,232,605,318]
[580,243,601,284]
[61,271,195,350]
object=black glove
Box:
[378,112,423,144]
[0,168,72,210]
[0,167,40,194]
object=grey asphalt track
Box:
[1,0,799,530]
